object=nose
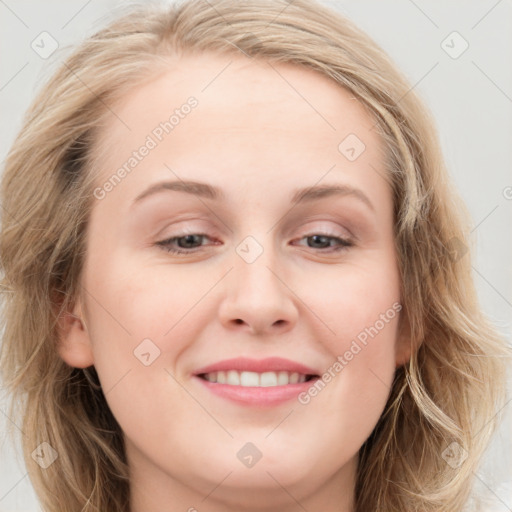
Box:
[218,246,298,336]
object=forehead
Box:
[100,52,378,134]
[90,52,388,213]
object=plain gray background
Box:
[1,0,511,510]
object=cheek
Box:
[300,258,401,424]
[81,251,227,417]
[308,255,401,351]
[81,257,210,451]
[296,313,399,461]
[84,251,207,352]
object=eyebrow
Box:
[131,180,375,212]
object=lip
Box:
[193,357,320,407]
[193,357,319,376]
[195,377,318,407]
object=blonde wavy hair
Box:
[0,0,508,511]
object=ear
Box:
[56,298,94,368]
[395,304,412,368]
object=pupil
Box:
[310,235,328,248]
[180,234,200,248]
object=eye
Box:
[155,232,353,256]
[294,233,353,252]
[155,233,214,255]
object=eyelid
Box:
[157,220,352,242]
[293,220,354,240]
[154,219,216,239]
[285,212,358,236]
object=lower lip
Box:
[195,376,318,406]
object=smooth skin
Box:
[58,53,411,512]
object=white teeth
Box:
[277,371,289,385]
[260,372,277,387]
[226,370,240,386]
[240,371,259,386]
[202,370,311,387]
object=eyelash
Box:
[155,232,353,255]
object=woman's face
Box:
[59,53,410,510]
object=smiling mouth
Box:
[198,370,319,387]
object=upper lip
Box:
[194,357,320,376]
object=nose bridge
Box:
[233,232,284,301]
[218,232,298,334]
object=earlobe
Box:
[56,301,94,369]
[395,341,412,368]
[395,307,412,368]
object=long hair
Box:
[0,1,508,510]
